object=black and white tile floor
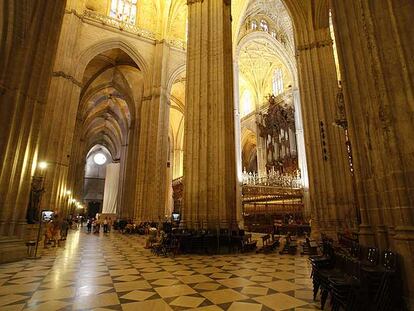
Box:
[0,230,320,310]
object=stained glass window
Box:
[110,0,137,25]
[272,68,283,95]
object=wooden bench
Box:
[257,234,280,253]
[279,235,298,255]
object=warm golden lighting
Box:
[38,161,48,170]
[66,190,72,195]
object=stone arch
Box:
[279,1,308,36]
[85,141,116,165]
[74,38,150,85]
[241,128,258,173]
[167,63,186,95]
[311,0,330,29]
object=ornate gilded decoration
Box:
[83,9,156,40]
[256,94,298,175]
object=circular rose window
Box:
[93,153,107,165]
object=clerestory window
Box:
[260,20,268,32]
[251,20,258,30]
[110,0,137,25]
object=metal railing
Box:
[242,170,302,189]
[82,10,186,50]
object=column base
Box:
[310,220,321,240]
[392,226,414,311]
[375,224,389,250]
[0,236,27,263]
[357,223,375,245]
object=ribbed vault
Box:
[68,47,145,211]
[78,49,141,161]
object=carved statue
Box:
[335,84,348,129]
[26,177,45,224]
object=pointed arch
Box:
[75,38,150,84]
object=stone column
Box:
[294,10,355,236]
[331,0,414,305]
[134,41,170,222]
[36,10,83,216]
[119,114,142,220]
[65,120,86,216]
[292,88,311,218]
[116,142,129,217]
[233,61,243,227]
[255,118,267,178]
[0,0,66,261]
[182,0,238,230]
[173,148,184,178]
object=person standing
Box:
[103,217,108,233]
[61,219,69,240]
[52,215,62,246]
[92,218,97,233]
[108,218,112,232]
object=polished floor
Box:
[0,230,319,310]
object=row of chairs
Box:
[310,238,404,310]
[151,232,275,256]
[170,230,246,254]
[151,235,180,257]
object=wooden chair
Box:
[241,234,257,252]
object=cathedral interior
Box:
[0,0,413,310]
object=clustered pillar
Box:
[331,0,414,304]
[0,0,66,260]
[36,10,83,217]
[134,41,171,223]
[182,0,238,230]
[292,3,356,237]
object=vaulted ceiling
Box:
[79,48,143,160]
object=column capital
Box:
[52,71,82,88]
[296,39,333,52]
[187,0,203,5]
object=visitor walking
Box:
[86,218,92,233]
[93,218,100,234]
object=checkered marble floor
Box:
[0,230,320,310]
